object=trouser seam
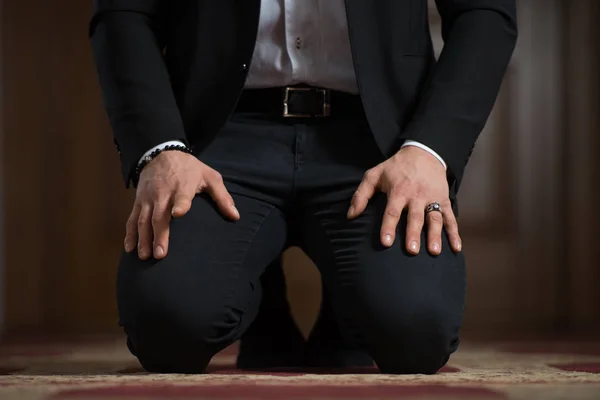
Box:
[306,210,366,349]
[216,204,277,350]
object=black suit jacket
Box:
[90,0,517,195]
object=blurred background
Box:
[0,0,598,341]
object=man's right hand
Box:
[124,151,240,260]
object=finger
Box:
[380,193,406,247]
[205,172,240,220]
[405,200,426,255]
[152,198,172,260]
[426,207,444,256]
[124,203,141,253]
[171,191,193,218]
[348,169,379,219]
[443,203,462,252]
[137,203,153,260]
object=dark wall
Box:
[2,0,129,333]
[1,0,598,336]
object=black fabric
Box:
[236,255,309,369]
[118,114,466,374]
[89,0,517,193]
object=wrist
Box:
[400,141,447,170]
[396,146,445,172]
[133,144,193,187]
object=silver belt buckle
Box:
[283,87,331,118]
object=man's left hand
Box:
[347,146,462,255]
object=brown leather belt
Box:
[235,86,364,118]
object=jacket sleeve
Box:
[89,0,187,187]
[401,0,517,192]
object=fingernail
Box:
[124,241,132,252]
[231,205,240,218]
[138,248,147,259]
[347,206,355,218]
[432,242,440,253]
[155,246,164,258]
[455,241,462,251]
[172,207,181,216]
[409,241,418,252]
[383,234,393,246]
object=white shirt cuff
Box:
[138,140,187,166]
[401,140,447,170]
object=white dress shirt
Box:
[141,0,446,170]
[245,0,358,94]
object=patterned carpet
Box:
[0,337,599,399]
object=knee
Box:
[124,302,242,373]
[124,324,211,373]
[371,304,460,374]
[120,288,243,374]
[117,258,248,373]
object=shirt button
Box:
[241,63,248,71]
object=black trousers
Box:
[117,113,466,374]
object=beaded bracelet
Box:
[133,144,193,186]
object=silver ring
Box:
[425,202,443,214]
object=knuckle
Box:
[385,207,401,218]
[409,214,425,225]
[445,218,457,228]
[363,170,377,183]
[407,234,421,243]
[174,198,189,207]
[171,196,183,206]
[208,169,223,182]
[137,216,149,225]
[406,229,421,239]
[178,194,193,206]
[445,214,458,224]
[448,222,460,233]
[154,231,166,241]
[429,213,444,223]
